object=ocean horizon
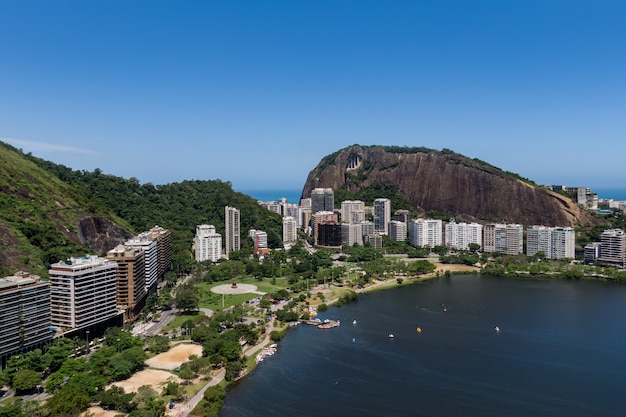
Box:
[238,189,302,204]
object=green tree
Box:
[12,369,42,392]
[45,384,91,417]
[175,284,200,311]
[98,385,136,412]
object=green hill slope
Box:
[0,142,134,276]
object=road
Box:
[172,317,276,417]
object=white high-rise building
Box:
[551,227,575,259]
[194,224,222,262]
[49,255,118,330]
[445,221,483,251]
[527,226,575,259]
[598,229,626,267]
[409,219,443,248]
[283,216,298,246]
[225,206,241,257]
[373,198,391,235]
[389,220,407,241]
[341,200,365,224]
[125,235,158,291]
[342,223,364,246]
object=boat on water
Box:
[318,320,340,329]
[353,320,357,325]
[388,334,394,338]
[416,327,422,333]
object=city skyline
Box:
[1,1,625,190]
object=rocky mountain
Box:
[302,145,596,227]
[0,142,133,276]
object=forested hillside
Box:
[23,151,284,273]
[0,142,133,276]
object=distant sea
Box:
[594,188,626,201]
[238,189,302,204]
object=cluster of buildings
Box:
[191,187,626,270]
[0,226,171,368]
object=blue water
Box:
[238,189,302,204]
[594,188,626,201]
[219,276,626,417]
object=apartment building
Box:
[193,224,222,262]
[311,211,338,244]
[0,272,53,367]
[527,226,575,259]
[106,245,146,320]
[598,229,626,267]
[49,255,118,331]
[444,221,483,251]
[373,198,391,235]
[225,206,241,257]
[341,200,365,224]
[282,216,298,246]
[125,235,158,292]
[342,223,364,246]
[311,188,334,215]
[389,220,407,242]
[483,223,523,255]
[409,219,443,248]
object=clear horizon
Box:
[1,1,625,189]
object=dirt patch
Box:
[111,369,180,393]
[433,262,480,273]
[81,406,119,417]
[145,343,203,370]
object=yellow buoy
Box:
[416,327,422,333]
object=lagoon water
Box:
[219,275,626,417]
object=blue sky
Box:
[1,1,624,192]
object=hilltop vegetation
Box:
[17,144,284,274]
[0,142,133,276]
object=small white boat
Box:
[353,320,357,325]
[388,334,394,338]
[495,326,500,332]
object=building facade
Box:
[49,256,118,331]
[125,235,158,291]
[282,216,298,246]
[0,272,53,367]
[598,229,626,267]
[389,220,408,241]
[409,219,443,248]
[106,245,146,320]
[444,221,483,251]
[342,223,364,246]
[341,200,365,224]
[373,198,391,235]
[311,188,334,215]
[483,223,523,255]
[225,206,241,258]
[193,224,222,262]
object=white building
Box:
[282,216,298,246]
[445,221,483,251]
[409,219,443,248]
[598,229,626,267]
[125,235,158,291]
[49,255,118,330]
[527,226,575,259]
[342,223,364,246]
[193,224,222,262]
[225,206,241,257]
[389,220,407,241]
[373,198,391,235]
[341,200,365,224]
[250,229,268,249]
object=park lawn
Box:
[195,277,291,311]
[161,311,204,333]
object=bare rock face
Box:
[302,145,594,227]
[78,216,134,255]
